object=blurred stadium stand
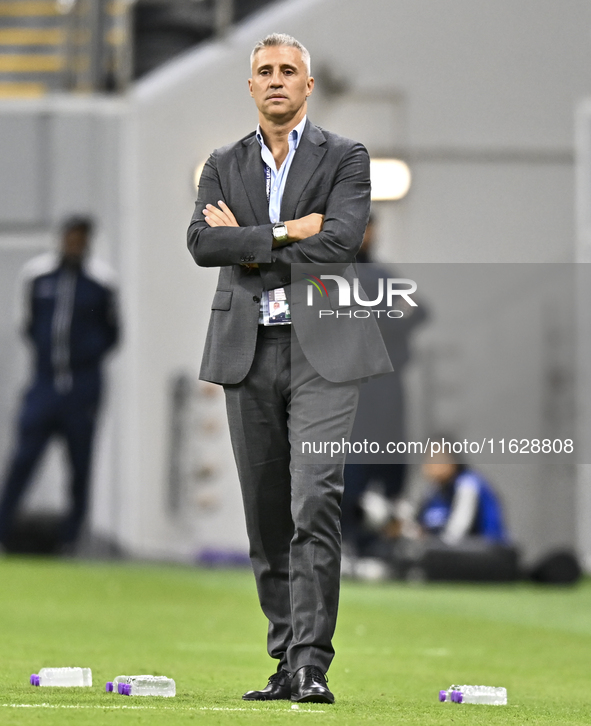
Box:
[0,0,131,94]
[134,0,277,79]
[0,0,277,97]
[0,1,64,97]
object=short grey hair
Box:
[250,33,311,75]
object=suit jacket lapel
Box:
[236,135,269,225]
[280,121,327,222]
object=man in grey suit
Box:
[187,33,392,703]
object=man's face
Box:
[248,46,314,123]
[61,226,89,264]
[422,452,458,486]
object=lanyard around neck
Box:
[264,163,271,203]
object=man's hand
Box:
[283,213,324,245]
[203,200,239,228]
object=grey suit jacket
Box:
[187,120,393,385]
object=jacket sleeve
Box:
[15,267,36,341]
[103,286,120,353]
[442,479,479,544]
[187,150,274,268]
[258,143,371,291]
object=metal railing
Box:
[58,0,133,92]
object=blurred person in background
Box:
[0,216,119,554]
[341,216,427,566]
[418,449,507,543]
[347,447,510,582]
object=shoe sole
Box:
[291,694,335,704]
[242,695,291,701]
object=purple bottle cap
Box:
[30,674,40,687]
[123,684,131,696]
[439,690,447,702]
[117,682,124,694]
[452,690,463,704]
[106,682,113,692]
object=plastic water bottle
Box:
[30,668,92,687]
[439,685,507,705]
[105,675,151,692]
[106,675,175,697]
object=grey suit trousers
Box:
[224,325,360,673]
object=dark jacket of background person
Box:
[21,252,119,385]
[350,250,428,449]
[341,245,428,557]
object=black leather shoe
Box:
[290,666,335,704]
[242,669,292,701]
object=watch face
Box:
[273,224,288,240]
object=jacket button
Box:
[253,296,260,303]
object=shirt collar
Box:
[256,115,307,150]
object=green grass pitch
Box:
[0,558,590,725]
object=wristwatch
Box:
[272,222,289,243]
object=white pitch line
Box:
[2,703,326,713]
[3,705,157,710]
[202,707,325,713]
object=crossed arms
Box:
[187,141,371,281]
[201,200,323,252]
